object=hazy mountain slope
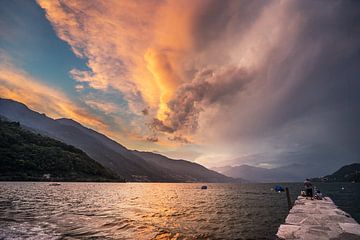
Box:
[54,118,168,181]
[56,118,138,160]
[312,163,360,182]
[133,151,237,182]
[0,98,234,182]
[216,164,305,182]
[0,119,121,181]
[211,166,234,175]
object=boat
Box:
[48,183,61,186]
[274,185,285,192]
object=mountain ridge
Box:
[312,163,360,182]
[0,98,235,182]
[212,164,307,182]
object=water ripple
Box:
[1,182,358,239]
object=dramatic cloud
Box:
[37,0,204,115]
[151,67,251,135]
[193,0,360,171]
[36,0,277,139]
[0,51,107,131]
[34,0,360,171]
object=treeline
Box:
[0,119,124,182]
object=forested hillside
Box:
[0,119,123,181]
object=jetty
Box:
[277,196,360,239]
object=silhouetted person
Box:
[304,178,313,200]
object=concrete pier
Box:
[276,196,360,239]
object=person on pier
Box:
[304,178,313,200]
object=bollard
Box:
[285,187,292,210]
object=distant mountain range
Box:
[213,163,360,183]
[0,98,236,182]
[0,118,121,181]
[312,163,360,182]
[212,164,315,182]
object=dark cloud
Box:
[150,118,175,133]
[190,0,360,170]
[260,1,360,162]
[141,108,149,116]
[168,135,191,144]
[193,0,270,51]
[151,67,251,134]
[146,136,158,142]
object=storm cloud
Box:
[33,0,360,171]
[151,66,251,135]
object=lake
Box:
[0,182,359,239]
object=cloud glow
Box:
[1,0,359,170]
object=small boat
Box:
[48,183,61,186]
[274,185,285,192]
[201,185,208,189]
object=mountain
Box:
[0,118,121,181]
[213,164,308,182]
[211,166,234,175]
[0,98,233,182]
[312,163,360,182]
[0,98,160,181]
[133,151,236,182]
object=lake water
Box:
[0,182,359,239]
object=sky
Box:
[0,0,359,172]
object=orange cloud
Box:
[36,0,303,147]
[37,0,205,121]
[0,53,107,131]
